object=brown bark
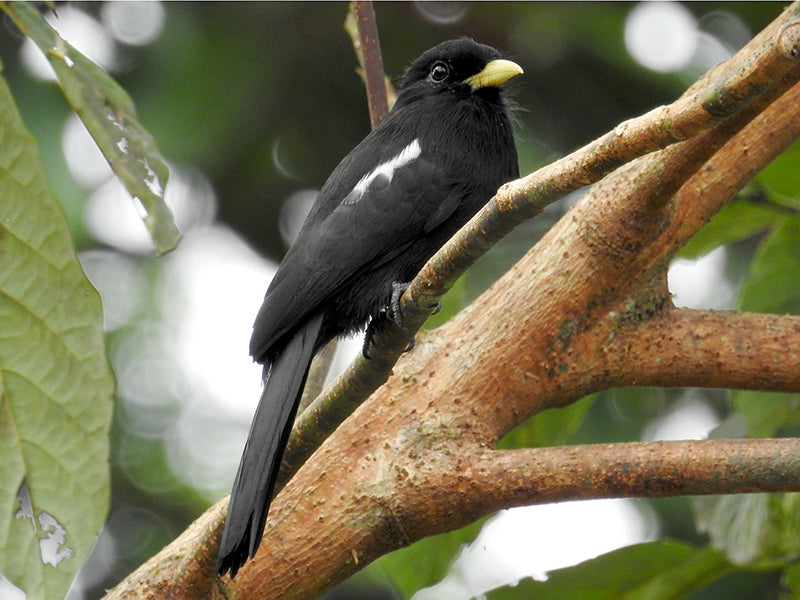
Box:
[345,0,389,128]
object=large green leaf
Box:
[0,70,114,599]
[368,518,487,598]
[737,217,800,315]
[677,199,785,260]
[1,1,178,256]
[498,395,594,449]
[758,139,800,212]
[485,540,731,600]
[732,214,800,468]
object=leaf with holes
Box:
[0,71,114,599]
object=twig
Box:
[297,340,337,413]
[296,0,390,418]
[345,0,389,128]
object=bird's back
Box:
[250,89,517,362]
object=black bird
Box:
[217,37,522,577]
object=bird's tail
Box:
[217,314,324,577]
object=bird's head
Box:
[396,38,523,107]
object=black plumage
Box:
[217,37,522,577]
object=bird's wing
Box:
[250,140,459,360]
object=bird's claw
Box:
[362,313,385,359]
[362,310,416,359]
[361,282,438,359]
[389,282,441,321]
[387,281,410,327]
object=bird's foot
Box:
[387,281,410,327]
[361,282,439,359]
[362,282,412,359]
[388,282,441,322]
[362,310,417,359]
[362,312,386,359]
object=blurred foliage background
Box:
[2,2,799,599]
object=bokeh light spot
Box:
[624,2,697,73]
[101,1,166,47]
[279,189,318,247]
[79,250,146,331]
[668,246,734,310]
[103,507,172,563]
[158,226,278,494]
[65,527,115,600]
[643,393,720,442]
[414,1,469,25]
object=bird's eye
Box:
[429,62,449,83]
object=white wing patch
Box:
[342,139,422,205]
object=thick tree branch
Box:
[398,439,800,540]
[611,308,800,391]
[422,76,800,443]
[217,437,800,600]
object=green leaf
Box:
[485,540,731,600]
[737,217,800,314]
[780,561,800,600]
[0,71,114,599]
[730,390,800,438]
[758,139,800,212]
[1,1,179,256]
[498,395,594,449]
[368,518,487,598]
[678,199,785,260]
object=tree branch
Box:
[397,439,800,540]
[219,436,800,600]
[345,0,389,128]
[611,308,800,392]
[300,0,389,410]
[420,73,800,442]
[432,438,800,524]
